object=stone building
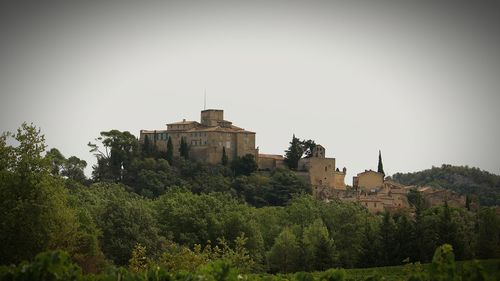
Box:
[297,145,347,197]
[140,109,258,164]
[353,170,384,192]
[417,186,466,208]
[258,154,286,170]
[351,180,410,213]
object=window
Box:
[325,166,327,171]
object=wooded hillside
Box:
[390,165,500,206]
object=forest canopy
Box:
[0,123,498,278]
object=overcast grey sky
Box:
[1,0,499,181]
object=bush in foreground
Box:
[0,245,498,281]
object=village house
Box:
[353,170,385,192]
[295,145,347,197]
[417,186,466,208]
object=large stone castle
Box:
[140,109,258,164]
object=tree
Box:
[221,146,228,166]
[232,174,271,207]
[429,244,459,281]
[302,219,336,271]
[62,156,87,184]
[142,135,152,157]
[301,139,316,158]
[264,170,310,206]
[98,192,165,265]
[394,213,417,263]
[267,227,301,273]
[284,136,317,169]
[0,123,80,265]
[476,207,500,259]
[179,137,189,160]
[377,150,385,176]
[166,136,173,164]
[284,134,303,170]
[45,148,87,184]
[407,189,425,214]
[129,243,148,272]
[46,148,66,176]
[88,130,139,182]
[360,217,381,268]
[438,202,459,252]
[231,154,257,176]
[379,212,397,266]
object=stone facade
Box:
[353,170,384,192]
[343,180,410,213]
[297,145,347,197]
[258,154,286,170]
[140,109,258,164]
[417,186,466,208]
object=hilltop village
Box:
[141,109,465,213]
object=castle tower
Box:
[201,109,224,126]
[312,145,325,158]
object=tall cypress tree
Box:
[166,136,173,164]
[221,146,228,166]
[179,137,189,160]
[143,135,151,157]
[377,150,385,176]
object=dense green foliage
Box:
[0,247,498,281]
[179,137,189,159]
[1,124,499,280]
[0,124,80,265]
[231,154,258,176]
[390,164,500,206]
[284,135,316,170]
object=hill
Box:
[389,164,500,206]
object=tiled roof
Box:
[358,197,382,202]
[167,120,200,125]
[357,170,383,176]
[140,129,169,133]
[417,186,433,193]
[259,154,284,160]
[384,180,404,188]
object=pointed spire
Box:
[377,150,385,175]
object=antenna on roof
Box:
[204,89,206,110]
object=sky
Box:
[1,0,500,181]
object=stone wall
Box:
[354,170,384,191]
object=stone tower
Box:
[312,145,325,158]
